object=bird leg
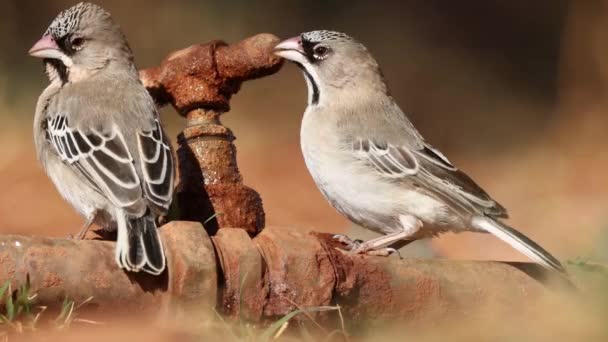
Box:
[72,215,95,240]
[333,215,422,257]
[332,233,404,257]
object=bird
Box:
[274,30,566,274]
[29,2,175,275]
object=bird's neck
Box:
[45,57,138,86]
[99,59,139,79]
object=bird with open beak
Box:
[274,30,566,275]
[29,2,175,275]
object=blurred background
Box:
[0,0,606,264]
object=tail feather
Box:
[472,216,565,274]
[115,211,166,275]
[139,219,166,275]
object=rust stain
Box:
[352,258,394,317]
[55,247,67,257]
[84,270,113,289]
[0,251,16,279]
[253,228,336,320]
[314,232,357,296]
[407,272,446,321]
[139,34,282,115]
[43,272,63,288]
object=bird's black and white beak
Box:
[274,36,308,65]
[29,35,73,67]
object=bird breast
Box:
[300,108,456,234]
[301,110,397,233]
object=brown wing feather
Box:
[353,137,508,219]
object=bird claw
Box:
[332,234,363,249]
[332,234,402,258]
[361,247,402,258]
[68,229,88,240]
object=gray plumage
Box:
[275,30,565,274]
[30,3,174,275]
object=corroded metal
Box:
[139,34,282,235]
[0,225,568,323]
[212,228,266,321]
[254,228,336,317]
[0,222,216,315]
[140,34,283,114]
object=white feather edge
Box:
[115,209,165,275]
[471,216,559,271]
[140,227,166,275]
[136,123,174,203]
[115,209,132,271]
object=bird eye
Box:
[70,37,85,50]
[313,45,331,60]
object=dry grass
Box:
[2,265,608,341]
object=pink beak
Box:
[274,36,304,54]
[28,35,61,59]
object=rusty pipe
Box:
[138,34,282,236]
[0,222,216,315]
[0,224,568,323]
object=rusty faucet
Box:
[139,33,283,236]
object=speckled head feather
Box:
[35,2,135,85]
[274,30,385,106]
[44,2,109,40]
[301,30,353,44]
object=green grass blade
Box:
[0,281,9,301]
[55,298,75,326]
[15,284,32,316]
[5,295,14,322]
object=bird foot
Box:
[332,234,363,249]
[332,234,402,258]
[67,226,91,240]
[357,247,402,258]
[67,232,87,240]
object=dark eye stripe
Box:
[301,38,317,63]
[56,35,78,55]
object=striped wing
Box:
[352,139,420,178]
[46,114,142,210]
[352,138,507,218]
[136,119,174,212]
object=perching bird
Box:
[274,30,565,274]
[29,3,174,275]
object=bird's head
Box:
[29,2,135,85]
[274,30,387,106]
